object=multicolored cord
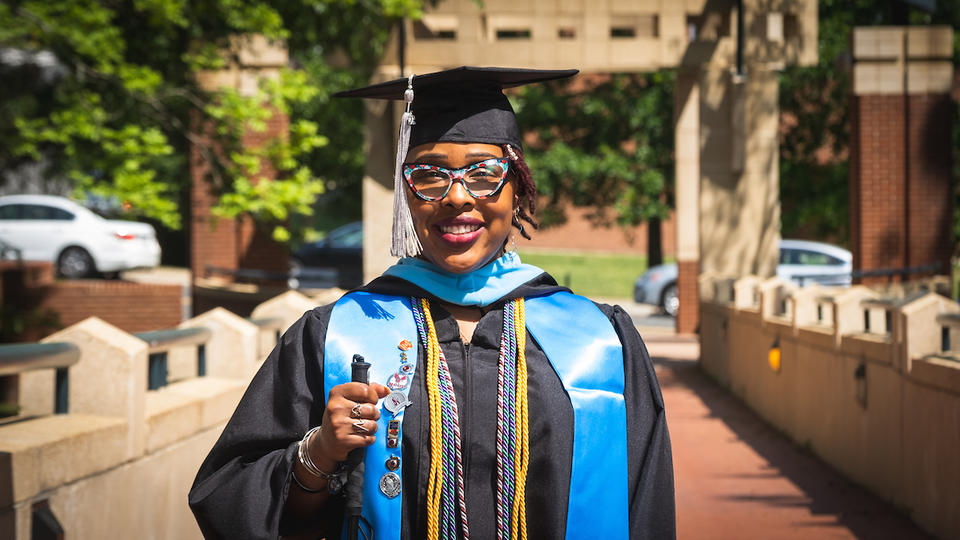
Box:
[412,297,529,540]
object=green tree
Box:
[0,0,422,247]
[511,72,675,263]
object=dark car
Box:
[291,221,363,289]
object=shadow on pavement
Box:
[652,356,931,540]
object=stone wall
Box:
[698,273,960,539]
[0,290,322,539]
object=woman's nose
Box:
[443,180,475,208]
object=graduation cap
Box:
[335,66,578,258]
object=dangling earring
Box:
[510,234,519,253]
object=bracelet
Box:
[291,469,325,493]
[297,426,341,480]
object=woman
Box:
[189,67,675,539]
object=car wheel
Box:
[288,258,307,289]
[661,282,679,318]
[58,247,95,279]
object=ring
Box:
[352,421,370,434]
[351,403,363,419]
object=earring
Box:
[510,234,519,252]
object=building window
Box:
[558,27,576,39]
[610,14,658,39]
[412,18,457,40]
[496,28,531,39]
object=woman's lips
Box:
[434,218,484,245]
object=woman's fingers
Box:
[313,382,394,461]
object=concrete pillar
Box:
[250,290,319,358]
[674,69,701,334]
[362,70,403,283]
[178,307,259,379]
[849,26,954,284]
[21,318,148,457]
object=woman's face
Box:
[405,141,517,274]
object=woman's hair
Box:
[503,144,538,240]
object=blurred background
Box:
[0,1,958,538]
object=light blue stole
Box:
[323,256,628,539]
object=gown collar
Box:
[382,252,545,307]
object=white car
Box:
[0,194,161,278]
[634,239,853,317]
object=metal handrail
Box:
[860,291,928,310]
[0,342,80,376]
[248,317,284,330]
[133,327,211,353]
[936,313,960,328]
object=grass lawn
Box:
[518,250,651,299]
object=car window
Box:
[794,249,833,266]
[0,205,22,220]
[21,204,74,220]
[779,248,793,264]
[329,227,363,248]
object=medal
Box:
[385,455,400,471]
[379,472,401,498]
[383,391,413,415]
[398,339,412,351]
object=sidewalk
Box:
[641,332,931,540]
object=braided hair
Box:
[503,144,538,240]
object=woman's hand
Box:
[311,382,391,464]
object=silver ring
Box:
[351,403,363,419]
[352,421,370,434]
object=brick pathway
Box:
[643,334,931,540]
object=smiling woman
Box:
[189,67,676,540]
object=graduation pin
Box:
[385,455,400,471]
[383,391,413,416]
[386,419,400,448]
[379,472,401,498]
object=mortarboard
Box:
[335,66,579,257]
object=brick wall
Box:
[17,281,184,341]
[190,108,290,280]
[906,94,953,271]
[527,206,677,256]
[850,92,952,285]
[850,94,908,284]
[676,260,699,334]
[190,112,239,279]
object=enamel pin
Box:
[386,372,409,390]
[384,391,413,416]
[387,419,401,448]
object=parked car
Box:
[634,239,853,317]
[291,221,363,289]
[0,194,161,278]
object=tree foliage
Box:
[0,0,423,244]
[510,72,674,232]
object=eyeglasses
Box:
[403,158,511,201]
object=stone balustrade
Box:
[698,273,960,540]
[0,290,323,539]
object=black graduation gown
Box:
[188,273,675,539]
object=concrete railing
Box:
[0,290,323,540]
[699,273,960,540]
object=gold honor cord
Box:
[422,298,444,540]
[420,297,530,540]
[512,298,529,540]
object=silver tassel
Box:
[391,74,423,258]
